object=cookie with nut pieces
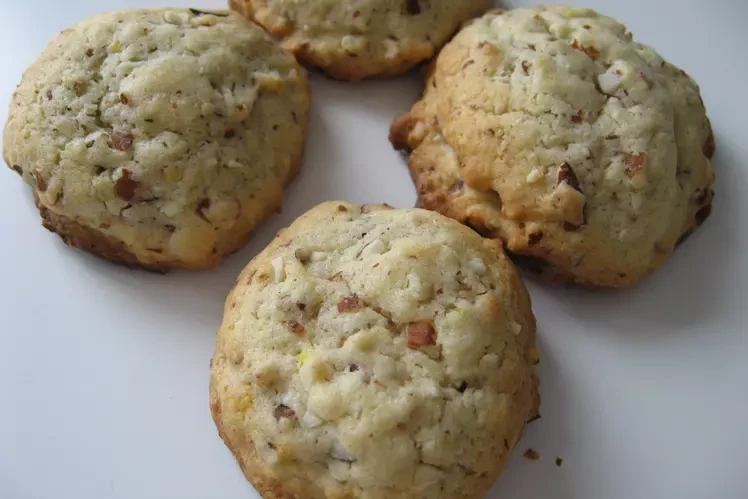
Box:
[229,0,491,81]
[210,201,540,499]
[3,8,309,271]
[390,6,715,287]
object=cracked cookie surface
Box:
[210,201,539,499]
[3,8,309,270]
[229,0,491,81]
[390,6,715,287]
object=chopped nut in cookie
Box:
[337,295,362,313]
[114,169,139,200]
[625,152,646,177]
[274,404,296,420]
[556,162,582,192]
[407,320,436,348]
[108,131,134,151]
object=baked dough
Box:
[3,8,309,270]
[390,6,715,287]
[210,201,540,498]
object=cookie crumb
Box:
[555,457,563,467]
[625,152,646,177]
[523,448,540,461]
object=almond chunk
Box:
[288,320,305,335]
[407,320,436,348]
[625,152,646,177]
[108,131,134,151]
[556,162,582,193]
[271,256,285,282]
[570,39,599,59]
[114,169,139,200]
[337,295,362,313]
[274,404,295,420]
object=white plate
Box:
[1,1,746,498]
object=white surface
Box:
[1,0,747,498]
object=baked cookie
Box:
[3,8,309,271]
[390,6,715,288]
[229,0,491,81]
[210,201,540,499]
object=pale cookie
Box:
[390,6,715,288]
[229,0,491,81]
[3,8,309,271]
[210,201,540,499]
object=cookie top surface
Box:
[230,0,490,80]
[3,8,309,269]
[391,6,714,287]
[210,201,539,499]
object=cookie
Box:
[3,8,309,271]
[229,0,491,81]
[390,6,715,288]
[210,201,540,499]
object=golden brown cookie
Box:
[390,6,715,287]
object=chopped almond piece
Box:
[337,295,362,313]
[407,320,436,348]
[274,404,295,420]
[556,162,582,192]
[114,169,139,200]
[108,131,134,151]
[288,320,305,335]
[625,152,646,177]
